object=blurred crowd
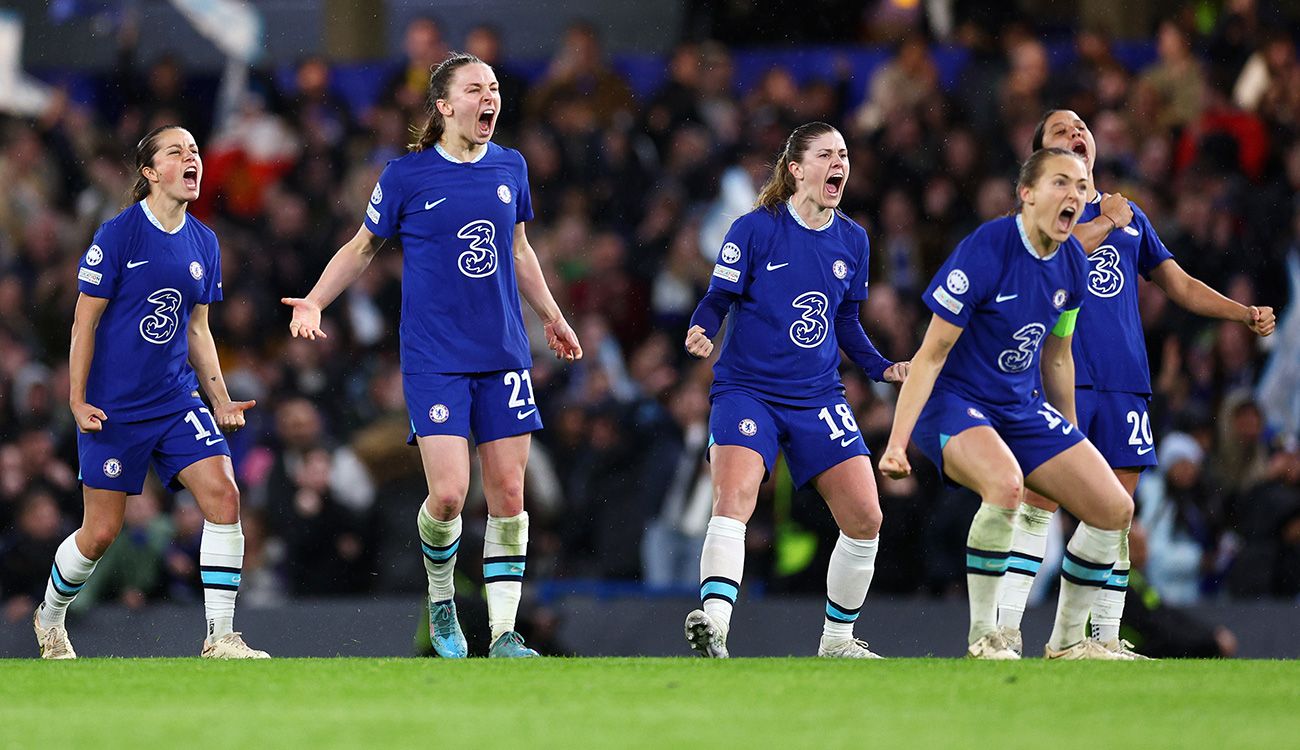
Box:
[3,5,1300,624]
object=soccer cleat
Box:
[488,630,539,658]
[33,608,76,660]
[818,636,884,659]
[201,632,270,659]
[428,600,468,658]
[684,609,729,658]
[966,631,1021,660]
[1044,639,1128,661]
[998,625,1024,657]
[1098,638,1153,660]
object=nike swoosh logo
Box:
[840,435,861,447]
[1136,446,1154,455]
[995,293,1017,302]
[425,198,447,210]
[126,260,149,268]
[516,408,537,420]
[766,262,789,271]
[205,437,225,446]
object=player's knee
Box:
[1099,493,1134,531]
[980,471,1024,509]
[843,504,883,538]
[426,486,468,519]
[80,526,120,559]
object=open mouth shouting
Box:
[477,107,496,139]
[1056,204,1078,235]
[182,165,199,194]
[824,171,845,202]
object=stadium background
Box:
[2,0,1300,658]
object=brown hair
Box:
[755,122,840,210]
[129,125,183,203]
[408,52,486,152]
[1016,147,1085,205]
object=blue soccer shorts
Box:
[912,389,1086,485]
[1075,387,1157,470]
[78,405,232,494]
[404,369,543,445]
[709,389,870,489]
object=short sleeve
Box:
[923,227,1002,327]
[201,233,223,304]
[515,153,534,224]
[707,213,759,296]
[77,227,121,298]
[846,228,871,302]
[1133,205,1174,278]
[363,161,403,239]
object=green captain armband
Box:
[1052,307,1079,337]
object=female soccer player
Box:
[682,122,908,659]
[879,148,1134,660]
[283,53,581,659]
[993,110,1276,658]
[34,126,266,660]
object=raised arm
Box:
[878,314,964,478]
[513,222,582,361]
[281,225,386,340]
[1148,259,1276,336]
[1073,193,1134,253]
[188,303,255,431]
[69,293,110,432]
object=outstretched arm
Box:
[188,304,254,431]
[1149,259,1275,336]
[513,222,582,361]
[878,315,963,478]
[281,225,386,340]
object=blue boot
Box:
[488,631,539,658]
[428,600,468,658]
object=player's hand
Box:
[878,445,911,479]
[1099,193,1133,230]
[685,325,714,359]
[544,317,582,361]
[71,401,108,433]
[1247,305,1276,336]
[883,361,910,384]
[214,399,256,432]
[281,297,327,340]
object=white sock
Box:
[1091,525,1131,643]
[484,512,528,642]
[823,532,878,640]
[699,516,746,632]
[200,520,244,641]
[997,504,1053,631]
[965,504,1017,644]
[40,533,98,629]
[1048,523,1121,651]
[417,505,461,603]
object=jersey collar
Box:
[1015,213,1059,261]
[434,142,488,164]
[785,198,834,231]
[139,199,185,234]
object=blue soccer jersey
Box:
[924,215,1089,409]
[707,202,872,407]
[77,201,222,421]
[364,142,534,374]
[1072,198,1173,394]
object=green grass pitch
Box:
[2,658,1296,749]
